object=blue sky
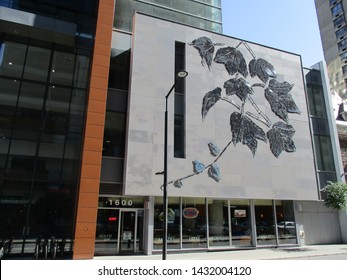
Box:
[221,0,324,67]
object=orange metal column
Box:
[73,0,114,259]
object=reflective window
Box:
[338,38,347,50]
[95,209,120,256]
[153,197,181,250]
[44,85,70,133]
[314,135,335,171]
[332,3,343,17]
[334,15,345,28]
[208,200,230,247]
[230,200,252,247]
[50,51,75,86]
[103,111,126,158]
[73,55,90,88]
[336,26,347,39]
[174,42,186,158]
[0,78,20,129]
[15,82,46,130]
[182,197,207,249]
[275,201,297,245]
[114,0,222,33]
[109,32,131,90]
[23,46,50,82]
[0,41,26,78]
[254,200,276,246]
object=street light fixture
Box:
[162,70,188,260]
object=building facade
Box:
[315,0,347,177]
[0,0,345,260]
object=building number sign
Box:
[107,199,133,207]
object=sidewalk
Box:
[94,244,347,260]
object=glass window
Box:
[336,26,347,39]
[0,179,31,239]
[174,114,185,158]
[182,197,207,249]
[153,197,181,250]
[15,82,46,130]
[230,200,252,247]
[5,129,39,179]
[0,41,26,78]
[330,0,338,6]
[340,51,347,60]
[36,132,65,180]
[314,135,336,171]
[307,84,327,118]
[108,52,131,90]
[343,64,347,74]
[95,209,120,256]
[23,46,50,82]
[102,111,126,158]
[50,51,75,86]
[0,78,20,129]
[338,38,347,50]
[334,15,346,28]
[114,0,134,32]
[68,89,86,133]
[275,201,297,245]
[28,181,76,238]
[174,42,185,158]
[332,3,343,17]
[43,85,70,133]
[254,200,276,246]
[208,199,230,247]
[73,55,90,88]
[61,133,82,182]
[0,129,10,172]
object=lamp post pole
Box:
[162,71,188,260]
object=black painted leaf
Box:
[268,79,293,95]
[192,160,206,174]
[208,142,220,157]
[265,80,300,123]
[249,58,276,83]
[174,180,183,188]
[267,122,296,158]
[224,77,253,102]
[208,163,221,182]
[189,37,216,70]
[202,87,222,120]
[214,46,248,77]
[230,112,267,156]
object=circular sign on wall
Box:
[183,207,199,219]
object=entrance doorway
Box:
[119,210,136,254]
[94,209,143,255]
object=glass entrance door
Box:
[118,210,137,254]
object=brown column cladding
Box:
[73,0,114,259]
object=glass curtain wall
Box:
[114,0,222,33]
[0,36,92,255]
[100,31,131,196]
[305,68,337,198]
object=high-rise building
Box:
[0,0,345,260]
[315,0,347,98]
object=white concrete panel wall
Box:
[296,201,342,244]
[125,13,318,201]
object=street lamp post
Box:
[162,70,188,260]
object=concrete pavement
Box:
[94,244,347,260]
